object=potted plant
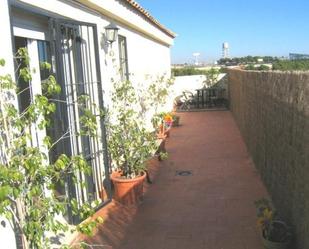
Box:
[255,198,292,249]
[171,113,180,127]
[152,112,174,138]
[107,79,158,205]
[163,113,173,137]
[151,112,164,138]
[150,112,164,136]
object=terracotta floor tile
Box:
[76,111,268,249]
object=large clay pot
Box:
[111,171,146,205]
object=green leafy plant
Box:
[107,74,173,179]
[106,79,158,179]
[145,74,174,112]
[171,113,180,126]
[255,198,291,243]
[151,111,167,132]
[0,49,103,249]
[151,112,173,133]
[203,68,220,88]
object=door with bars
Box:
[49,19,111,223]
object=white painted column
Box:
[0,0,15,76]
[0,2,18,248]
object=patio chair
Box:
[179,90,197,110]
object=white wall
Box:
[77,0,174,46]
[7,0,174,118]
[102,19,172,107]
[0,0,15,76]
[124,30,171,79]
[9,0,172,103]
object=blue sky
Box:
[137,0,309,64]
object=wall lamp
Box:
[105,22,119,44]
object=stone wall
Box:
[228,69,309,249]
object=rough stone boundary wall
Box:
[228,69,309,249]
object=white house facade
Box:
[0,0,175,247]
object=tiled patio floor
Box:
[78,111,269,249]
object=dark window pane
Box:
[14,36,30,113]
[118,35,129,80]
[37,40,51,80]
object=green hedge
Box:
[272,60,309,71]
[172,67,224,76]
[172,67,206,76]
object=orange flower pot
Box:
[164,127,171,137]
[111,171,146,206]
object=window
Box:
[14,37,30,113]
[49,20,111,223]
[118,35,129,80]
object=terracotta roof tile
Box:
[123,0,176,38]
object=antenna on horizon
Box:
[222,42,229,58]
[193,52,200,65]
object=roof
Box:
[123,0,176,38]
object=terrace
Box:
[1,1,308,249]
[72,69,309,249]
[74,111,267,249]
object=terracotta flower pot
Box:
[164,127,171,137]
[111,171,146,206]
[156,123,167,139]
[156,136,166,161]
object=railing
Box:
[196,88,227,108]
[176,88,228,110]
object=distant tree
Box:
[172,67,220,77]
[272,60,309,71]
[244,64,256,70]
[244,64,270,71]
[217,58,232,65]
[171,67,200,76]
[218,56,279,65]
[258,64,271,71]
[203,68,220,88]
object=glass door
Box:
[49,19,111,223]
[12,17,111,225]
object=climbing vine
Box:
[0,48,102,249]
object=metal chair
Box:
[179,90,197,110]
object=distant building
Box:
[222,42,229,59]
[193,52,201,66]
[289,53,309,60]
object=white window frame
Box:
[13,26,46,41]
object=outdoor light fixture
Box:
[105,22,119,44]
